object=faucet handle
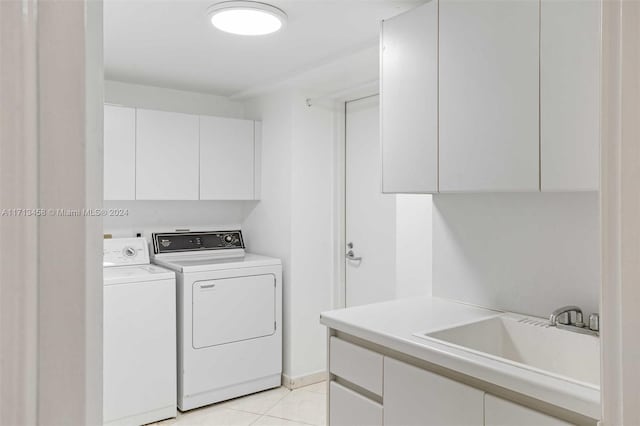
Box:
[549,305,584,326]
[589,313,600,332]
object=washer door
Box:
[192,274,276,349]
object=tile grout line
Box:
[231,388,293,422]
[255,414,317,426]
[259,387,325,426]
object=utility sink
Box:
[414,313,600,387]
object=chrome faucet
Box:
[549,305,599,336]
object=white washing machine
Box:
[103,238,177,426]
[150,230,282,411]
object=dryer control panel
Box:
[103,237,150,267]
[152,231,245,255]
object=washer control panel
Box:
[152,230,244,254]
[103,237,150,267]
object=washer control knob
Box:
[224,235,233,243]
[123,246,136,257]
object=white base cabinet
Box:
[329,382,382,426]
[327,335,593,426]
[383,357,484,426]
[485,394,573,426]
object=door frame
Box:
[312,84,379,310]
[600,1,640,424]
[0,1,104,424]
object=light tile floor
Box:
[153,381,327,426]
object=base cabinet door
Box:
[383,357,484,426]
[485,395,573,426]
[329,382,382,426]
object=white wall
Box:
[243,91,334,382]
[103,80,251,235]
[289,95,335,379]
[396,194,433,298]
[432,193,600,317]
[242,91,296,377]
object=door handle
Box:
[345,250,362,261]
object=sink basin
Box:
[415,313,600,387]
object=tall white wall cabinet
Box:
[540,0,601,191]
[103,105,261,201]
[199,116,255,200]
[381,1,438,193]
[439,0,540,192]
[136,109,200,200]
[104,105,136,200]
[381,0,601,193]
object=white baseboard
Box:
[282,370,328,390]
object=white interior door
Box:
[345,96,396,307]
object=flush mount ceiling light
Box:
[207,1,287,36]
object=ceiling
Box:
[104,0,426,97]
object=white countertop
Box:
[320,296,600,419]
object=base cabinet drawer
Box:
[329,337,383,395]
[485,394,574,426]
[329,382,382,426]
[383,357,484,426]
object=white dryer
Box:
[150,230,282,411]
[103,238,177,426]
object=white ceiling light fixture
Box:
[207,1,287,36]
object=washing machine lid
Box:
[103,264,175,286]
[153,253,281,273]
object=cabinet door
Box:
[439,0,540,192]
[199,116,254,200]
[541,0,600,191]
[383,357,484,426]
[381,1,438,193]
[485,394,573,426]
[135,109,199,200]
[329,382,382,426]
[104,105,135,200]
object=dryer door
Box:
[192,274,276,349]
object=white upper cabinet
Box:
[104,105,136,200]
[540,0,601,191]
[381,1,438,193]
[439,0,540,192]
[199,116,255,200]
[135,109,199,200]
